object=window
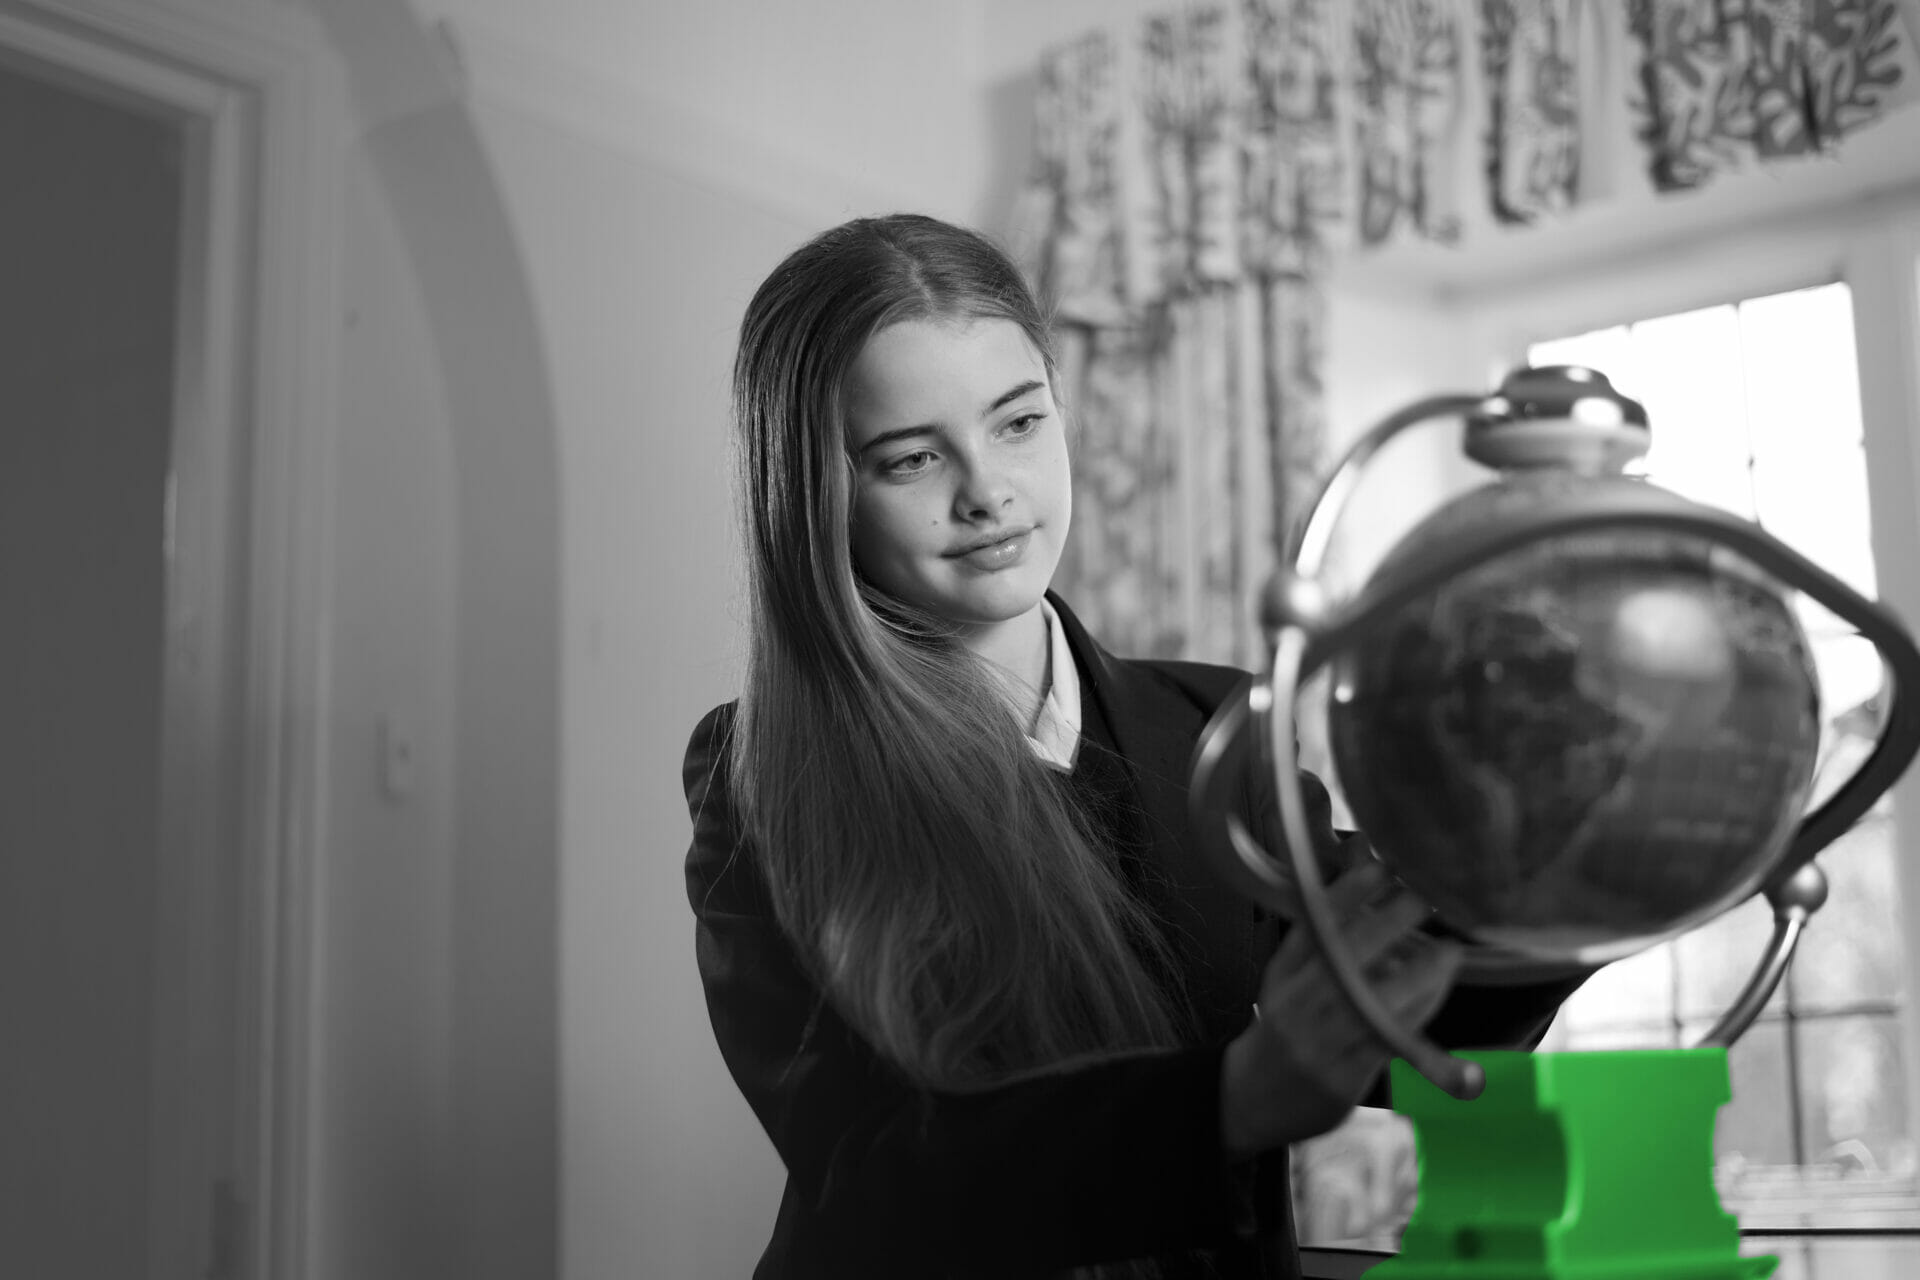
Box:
[1528,283,1918,1229]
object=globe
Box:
[1326,467,1823,964]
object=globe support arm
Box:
[1697,862,1829,1049]
[1265,617,1489,1100]
[1290,394,1486,578]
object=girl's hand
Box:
[1219,859,1463,1160]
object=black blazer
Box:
[683,594,1580,1278]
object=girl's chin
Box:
[870,557,1060,627]
[946,575,1052,618]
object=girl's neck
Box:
[959,603,1050,731]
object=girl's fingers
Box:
[1323,856,1394,915]
[1268,862,1431,968]
[1303,883,1436,978]
[1244,872,1469,1117]
[1322,978,1463,1086]
[1381,937,1464,1025]
[1258,935,1466,1071]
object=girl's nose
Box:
[953,460,1016,519]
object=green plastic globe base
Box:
[1365,1049,1777,1280]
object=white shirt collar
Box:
[1027,597,1082,772]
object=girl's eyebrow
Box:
[855,424,936,459]
[983,379,1046,416]
[854,380,1048,459]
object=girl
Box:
[684,214,1579,1278]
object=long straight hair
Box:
[730,215,1190,1089]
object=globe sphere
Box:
[1327,470,1822,964]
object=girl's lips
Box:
[952,530,1031,571]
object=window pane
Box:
[1557,939,1675,1033]
[1789,814,1905,1013]
[1687,1016,1797,1167]
[1739,284,1866,486]
[1676,894,1788,1023]
[1562,1020,1679,1050]
[1796,1012,1913,1176]
[1755,442,1877,601]
[1625,305,1757,520]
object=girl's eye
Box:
[1005,413,1045,438]
[883,450,935,477]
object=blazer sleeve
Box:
[683,706,1266,1271]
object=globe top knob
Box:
[1466,365,1652,475]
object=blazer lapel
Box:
[1049,594,1209,861]
[1048,593,1271,1040]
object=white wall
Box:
[1318,287,1482,595]
[458,95,818,1280]
[310,130,463,1280]
[418,0,993,226]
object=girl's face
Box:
[844,316,1070,635]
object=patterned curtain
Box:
[1481,0,1586,223]
[1351,0,1468,245]
[1025,1,1361,668]
[1629,0,1920,190]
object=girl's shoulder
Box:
[683,701,739,812]
[685,700,737,760]
[683,700,761,914]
